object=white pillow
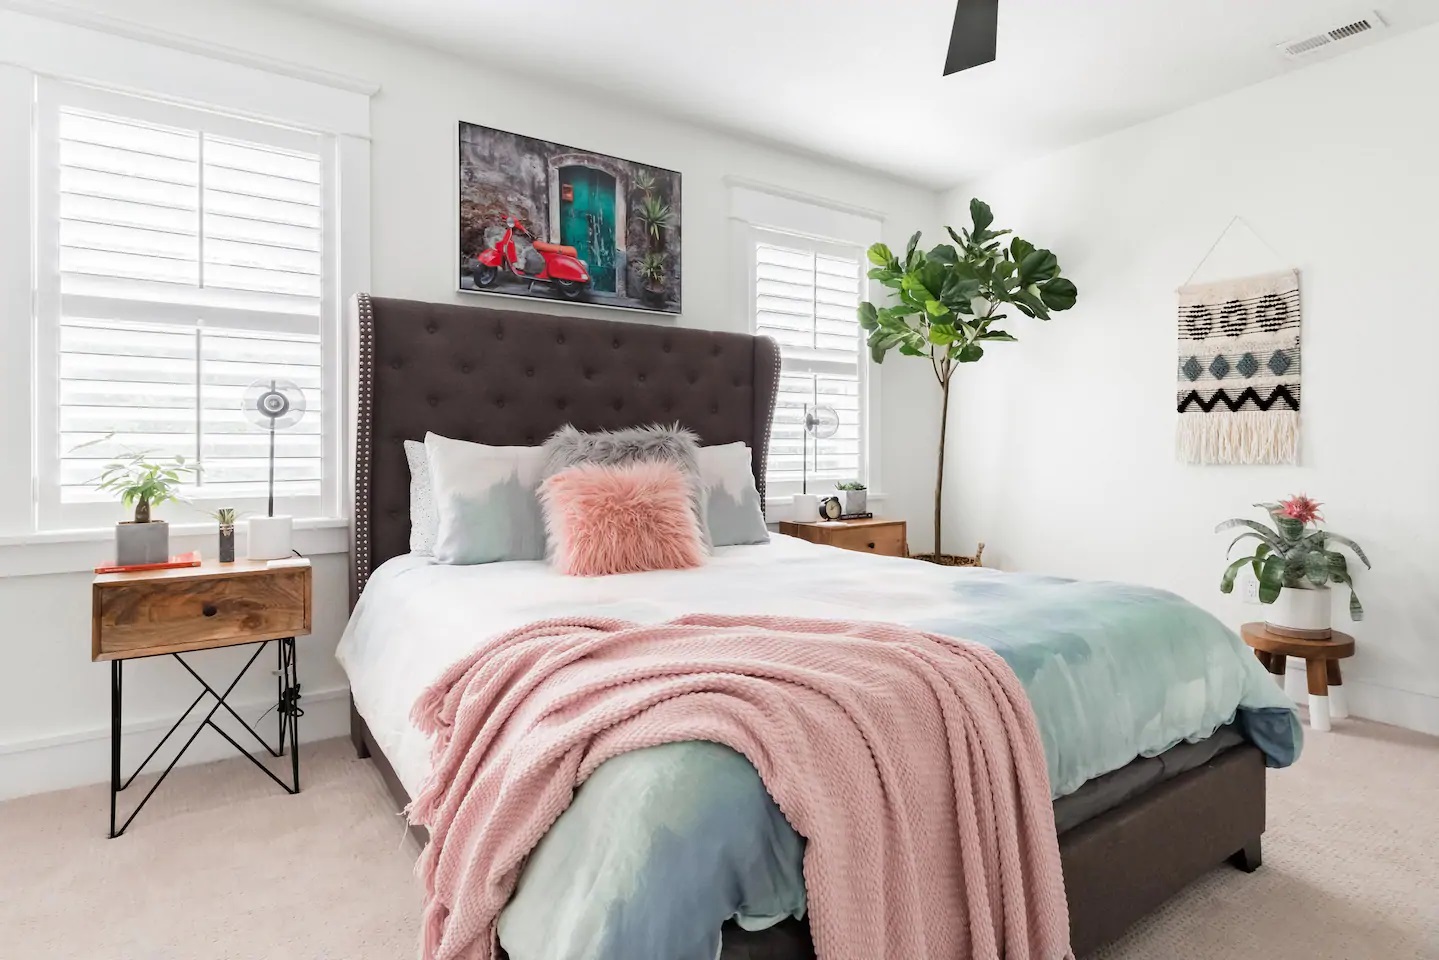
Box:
[423,433,548,565]
[404,440,437,556]
[696,443,769,546]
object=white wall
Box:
[938,23,1439,734]
[0,0,941,798]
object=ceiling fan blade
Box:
[943,0,999,76]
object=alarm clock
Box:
[819,496,843,521]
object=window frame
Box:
[31,79,343,532]
[746,224,874,501]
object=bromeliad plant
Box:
[1217,495,1371,620]
[859,199,1078,560]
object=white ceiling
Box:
[281,0,1439,189]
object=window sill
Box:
[765,492,888,525]
[0,517,350,579]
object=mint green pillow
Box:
[696,443,769,546]
[424,433,547,564]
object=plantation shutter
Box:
[39,84,330,526]
[752,232,865,497]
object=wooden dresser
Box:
[777,517,907,558]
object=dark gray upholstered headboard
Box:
[349,294,780,603]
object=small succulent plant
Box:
[835,481,867,491]
[1217,494,1371,620]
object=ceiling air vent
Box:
[1277,11,1387,60]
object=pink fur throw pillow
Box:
[539,460,706,576]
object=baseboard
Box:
[0,684,350,801]
[1280,667,1439,736]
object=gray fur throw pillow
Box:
[541,423,711,551]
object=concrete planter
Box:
[841,490,868,516]
[115,520,169,566]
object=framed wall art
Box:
[457,122,681,315]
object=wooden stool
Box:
[1241,623,1355,732]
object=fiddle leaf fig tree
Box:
[858,199,1078,559]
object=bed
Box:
[342,294,1291,957]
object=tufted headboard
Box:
[349,294,780,603]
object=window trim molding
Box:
[0,516,349,578]
[0,13,372,542]
[730,181,885,505]
[747,225,873,498]
[0,4,375,139]
[32,79,340,531]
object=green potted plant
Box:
[859,199,1078,564]
[636,251,667,307]
[835,480,867,516]
[1217,494,1370,638]
[93,451,199,565]
[635,193,673,249]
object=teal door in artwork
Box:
[559,166,617,293]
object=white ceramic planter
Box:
[1264,586,1333,639]
[791,494,820,522]
[247,515,293,560]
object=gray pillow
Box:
[404,439,437,556]
[541,423,710,550]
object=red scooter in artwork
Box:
[470,216,591,301]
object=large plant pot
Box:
[913,542,986,567]
[1265,587,1333,639]
[115,520,168,566]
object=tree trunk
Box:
[933,376,951,557]
[134,497,151,524]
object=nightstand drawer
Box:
[825,524,906,557]
[94,567,310,660]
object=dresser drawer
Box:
[824,524,906,557]
[93,567,311,660]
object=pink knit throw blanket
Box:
[408,614,1073,960]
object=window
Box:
[750,230,868,499]
[34,83,337,529]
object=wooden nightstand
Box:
[778,517,908,558]
[93,557,312,837]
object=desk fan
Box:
[792,404,839,520]
[242,378,307,560]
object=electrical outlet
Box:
[1242,579,1260,604]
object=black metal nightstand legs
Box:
[107,637,302,838]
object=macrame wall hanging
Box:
[1176,218,1300,465]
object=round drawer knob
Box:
[202,604,218,618]
[867,542,876,549]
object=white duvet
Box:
[339,534,928,795]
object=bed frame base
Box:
[350,699,1264,957]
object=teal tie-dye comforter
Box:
[391,550,1302,960]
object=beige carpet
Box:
[3,719,1436,959]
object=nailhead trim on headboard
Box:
[352,292,375,602]
[758,341,780,517]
